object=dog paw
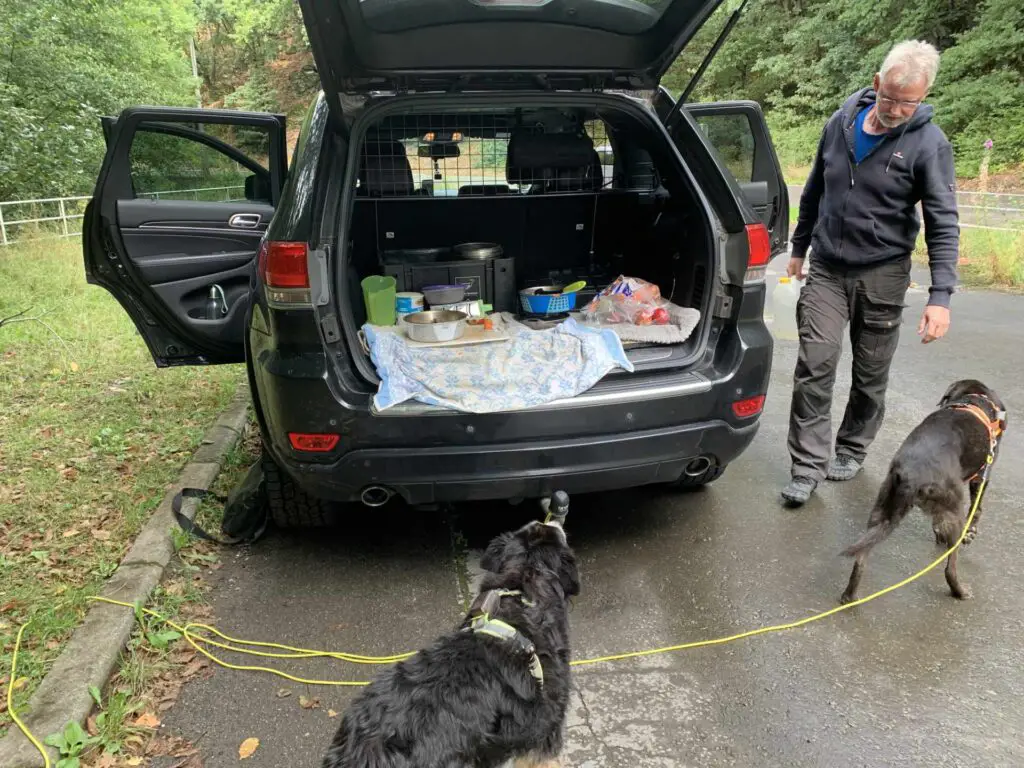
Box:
[839,591,856,606]
[964,526,978,545]
[951,585,973,600]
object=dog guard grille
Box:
[355,113,624,199]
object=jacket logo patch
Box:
[892,151,904,161]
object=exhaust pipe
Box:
[683,456,713,477]
[360,486,393,508]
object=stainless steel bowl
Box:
[400,309,469,343]
[454,242,503,260]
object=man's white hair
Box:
[879,40,941,90]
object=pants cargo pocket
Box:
[860,296,903,360]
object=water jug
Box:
[771,276,801,341]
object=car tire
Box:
[262,455,338,528]
[667,463,726,490]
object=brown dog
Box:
[840,379,1006,604]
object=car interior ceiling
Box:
[344,107,713,345]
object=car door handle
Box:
[228,213,262,229]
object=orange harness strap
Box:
[949,402,1004,480]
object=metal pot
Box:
[400,310,469,343]
[454,242,503,261]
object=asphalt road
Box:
[159,257,1024,768]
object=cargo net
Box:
[355,112,626,198]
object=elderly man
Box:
[781,40,960,506]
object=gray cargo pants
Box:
[788,256,912,482]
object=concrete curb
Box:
[0,392,251,768]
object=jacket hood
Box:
[841,87,934,132]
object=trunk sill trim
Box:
[370,372,711,417]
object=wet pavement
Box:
[161,261,1024,767]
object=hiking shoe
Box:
[781,476,817,507]
[827,455,862,481]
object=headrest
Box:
[359,138,414,196]
[506,132,601,191]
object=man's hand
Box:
[918,305,950,343]
[787,257,806,280]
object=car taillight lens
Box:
[732,395,766,419]
[744,223,771,283]
[259,241,309,288]
[258,241,312,307]
[288,432,340,452]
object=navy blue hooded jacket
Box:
[790,88,960,308]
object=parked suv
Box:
[84,0,788,527]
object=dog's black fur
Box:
[840,379,1006,604]
[321,520,580,768]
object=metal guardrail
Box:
[787,184,1024,233]
[1,184,1020,248]
[0,186,246,247]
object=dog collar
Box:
[466,590,544,687]
[945,395,1006,449]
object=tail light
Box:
[732,395,766,419]
[288,432,340,452]
[258,241,312,307]
[744,223,771,283]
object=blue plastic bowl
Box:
[519,287,578,315]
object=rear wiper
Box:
[665,0,750,129]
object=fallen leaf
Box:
[239,737,260,759]
[328,709,339,718]
[299,695,320,710]
[70,362,80,372]
[86,714,100,736]
[133,711,161,729]
[276,688,292,698]
[62,528,79,538]
[12,677,28,691]
[91,529,112,541]
[126,758,143,766]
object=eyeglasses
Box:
[877,93,922,110]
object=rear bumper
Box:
[275,417,759,505]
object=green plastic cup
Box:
[361,275,397,326]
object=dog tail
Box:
[841,520,894,557]
[841,469,913,558]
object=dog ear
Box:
[480,532,520,575]
[938,380,964,406]
[559,550,581,598]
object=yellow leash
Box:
[6,467,990,767]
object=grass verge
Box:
[1,238,246,738]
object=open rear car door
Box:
[83,107,286,366]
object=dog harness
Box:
[466,589,545,688]
[943,394,1006,479]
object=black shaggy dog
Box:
[321,519,580,768]
[840,379,1006,604]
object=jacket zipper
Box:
[839,109,898,262]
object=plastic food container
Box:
[395,291,425,315]
[421,284,468,306]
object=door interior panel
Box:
[115,198,271,344]
[149,264,254,345]
[128,249,257,284]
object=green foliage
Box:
[0,0,199,200]
[667,0,1023,178]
